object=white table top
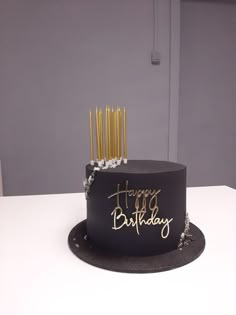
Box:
[0,186,236,315]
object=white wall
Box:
[0,0,172,195]
[0,161,3,196]
[178,0,236,188]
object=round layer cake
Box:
[86,160,186,256]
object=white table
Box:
[0,186,236,315]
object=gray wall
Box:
[179,1,236,188]
[0,0,172,195]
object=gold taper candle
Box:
[99,109,103,160]
[111,108,114,159]
[123,107,127,162]
[105,107,108,161]
[110,108,112,159]
[95,107,100,160]
[107,106,111,160]
[117,107,120,159]
[89,110,94,164]
[119,107,122,159]
[114,110,117,158]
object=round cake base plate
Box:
[68,220,205,273]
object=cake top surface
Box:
[87,160,185,174]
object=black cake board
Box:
[68,220,205,273]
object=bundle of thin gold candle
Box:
[89,106,127,168]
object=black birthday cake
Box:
[86,160,186,256]
[68,107,205,273]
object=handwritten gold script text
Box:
[108,181,173,238]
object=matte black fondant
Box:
[86,160,186,256]
[68,220,206,273]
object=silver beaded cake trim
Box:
[178,213,193,250]
[83,161,121,199]
[83,168,97,199]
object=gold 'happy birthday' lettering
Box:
[107,181,173,238]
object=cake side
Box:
[86,160,186,256]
